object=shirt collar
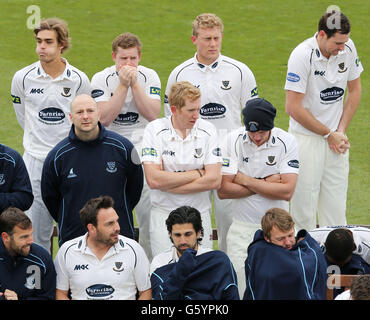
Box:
[167,116,202,141]
[194,53,221,72]
[171,244,207,262]
[69,122,106,144]
[311,32,345,62]
[75,233,127,256]
[35,58,73,80]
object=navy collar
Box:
[69,122,107,144]
[194,53,221,71]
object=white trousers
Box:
[212,190,233,253]
[134,176,152,261]
[150,206,213,257]
[23,152,54,253]
[290,132,348,231]
[226,219,260,299]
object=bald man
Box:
[41,94,144,246]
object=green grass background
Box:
[0,0,368,250]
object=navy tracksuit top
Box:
[0,239,56,300]
[41,123,143,246]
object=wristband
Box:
[196,169,203,177]
[323,130,334,139]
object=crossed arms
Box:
[143,162,222,194]
[218,172,298,201]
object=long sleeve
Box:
[23,250,57,300]
[41,151,61,222]
[11,71,26,130]
[126,144,143,209]
[0,146,33,212]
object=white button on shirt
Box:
[141,117,222,213]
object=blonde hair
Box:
[192,13,224,36]
[168,81,201,110]
[261,208,295,240]
[34,18,70,53]
[112,32,142,55]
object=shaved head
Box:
[69,94,100,141]
[71,94,97,113]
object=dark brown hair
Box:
[0,207,32,236]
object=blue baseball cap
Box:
[242,98,276,132]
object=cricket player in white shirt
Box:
[218,98,299,296]
[310,225,370,265]
[142,81,222,257]
[91,32,161,260]
[54,196,151,300]
[164,13,258,253]
[285,10,363,231]
[11,18,91,252]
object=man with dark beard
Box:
[54,196,151,300]
[150,206,239,300]
[0,207,56,300]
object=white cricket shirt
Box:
[221,127,299,223]
[309,226,370,264]
[285,34,363,136]
[150,245,212,275]
[91,65,161,146]
[164,53,258,130]
[141,117,222,212]
[11,59,91,160]
[54,233,151,300]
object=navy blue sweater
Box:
[328,253,370,298]
[0,144,33,213]
[0,239,56,300]
[243,229,327,300]
[41,123,143,245]
[151,249,239,300]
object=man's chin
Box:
[177,246,190,255]
[20,247,31,257]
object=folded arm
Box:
[143,162,203,191]
[217,174,255,199]
[234,172,298,201]
[166,163,222,194]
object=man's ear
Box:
[1,232,10,243]
[87,223,96,235]
[191,35,197,45]
[196,230,202,240]
[170,105,177,115]
[317,30,327,39]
